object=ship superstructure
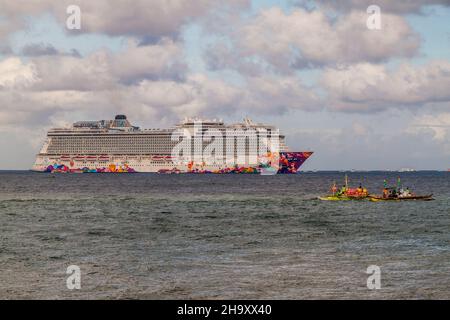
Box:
[32,115,312,173]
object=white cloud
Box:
[30,51,114,91]
[13,39,186,91]
[0,58,40,89]
[321,61,450,111]
[111,39,186,83]
[207,8,419,73]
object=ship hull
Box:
[32,152,313,174]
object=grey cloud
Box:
[309,0,450,14]
[70,49,82,58]
[0,45,13,55]
[0,0,251,40]
[22,43,59,56]
[22,43,82,58]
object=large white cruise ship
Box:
[32,115,312,174]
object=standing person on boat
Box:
[397,177,402,193]
[331,182,338,196]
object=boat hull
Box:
[318,195,368,201]
[369,195,434,202]
[31,152,313,174]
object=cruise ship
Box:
[32,115,313,174]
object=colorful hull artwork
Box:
[41,152,313,174]
[45,163,136,173]
[159,152,314,174]
[278,152,313,174]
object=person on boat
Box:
[390,188,398,198]
[331,184,338,195]
[357,184,363,195]
[362,187,368,196]
[406,187,412,196]
[338,185,347,196]
[399,187,412,198]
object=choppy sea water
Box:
[0,171,449,299]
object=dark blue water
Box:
[0,171,449,299]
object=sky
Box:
[0,0,450,170]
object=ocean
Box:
[0,171,449,299]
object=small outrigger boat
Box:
[369,179,434,202]
[319,175,369,201]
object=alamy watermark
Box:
[66,5,81,30]
[366,265,381,290]
[65,4,382,32]
[367,5,382,30]
[170,121,281,174]
[66,265,81,290]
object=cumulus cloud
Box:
[0,0,251,40]
[0,54,319,137]
[0,58,40,89]
[207,7,420,73]
[321,61,450,111]
[160,74,321,116]
[111,39,187,84]
[11,39,186,92]
[29,51,114,91]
